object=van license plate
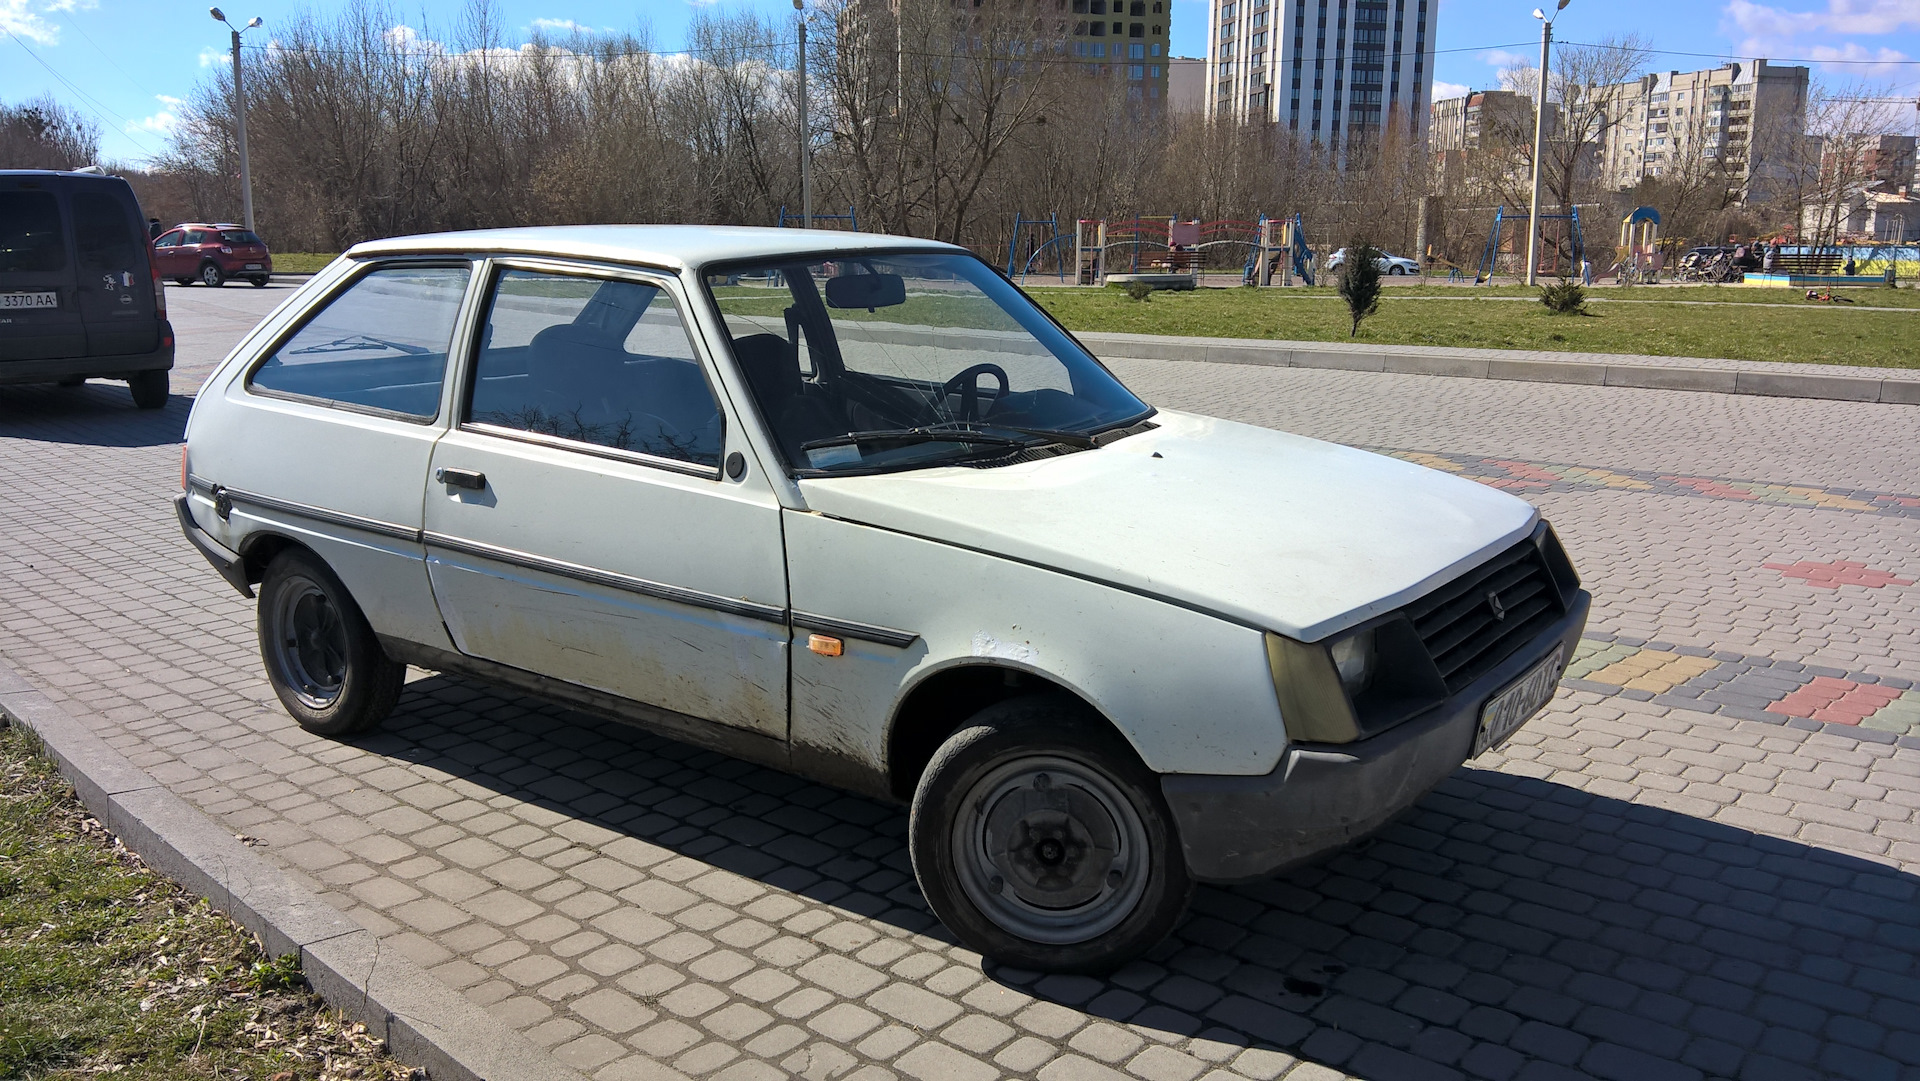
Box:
[1473,644,1565,756]
[0,292,57,310]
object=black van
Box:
[1,170,175,409]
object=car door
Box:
[70,182,158,358]
[422,260,790,739]
[153,229,184,277]
[0,179,84,363]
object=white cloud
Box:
[1479,48,1530,70]
[43,0,98,12]
[126,94,180,136]
[1431,80,1472,101]
[198,46,225,66]
[531,17,588,33]
[1722,0,1920,75]
[1,0,60,45]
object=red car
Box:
[151,222,272,287]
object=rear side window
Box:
[250,264,471,419]
[466,268,722,467]
[71,191,141,273]
[0,191,66,273]
[219,230,261,244]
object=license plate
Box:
[1473,644,1565,756]
[244,263,263,270]
[0,292,57,310]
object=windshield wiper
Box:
[800,427,1029,452]
[287,334,431,356]
[952,422,1099,449]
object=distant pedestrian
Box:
[1762,241,1778,274]
[1845,255,1858,276]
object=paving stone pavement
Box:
[0,291,1916,1081]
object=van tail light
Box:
[152,258,166,318]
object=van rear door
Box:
[0,179,85,362]
[69,180,159,358]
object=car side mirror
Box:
[824,273,906,311]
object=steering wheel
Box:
[940,363,1009,422]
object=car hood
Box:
[795,410,1539,641]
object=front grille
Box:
[1403,537,1562,694]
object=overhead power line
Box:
[1561,39,1920,68]
[2,26,164,155]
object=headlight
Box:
[1331,630,1375,695]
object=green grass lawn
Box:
[0,721,411,1079]
[270,252,339,274]
[1029,285,1920,369]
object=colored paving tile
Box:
[1763,559,1915,589]
[1862,690,1920,735]
[1378,450,1920,519]
[1582,648,1721,694]
[1767,676,1905,725]
[1562,635,1920,745]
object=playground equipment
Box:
[1616,207,1660,284]
[1065,217,1274,285]
[1247,213,1315,286]
[777,205,858,230]
[1476,205,1586,284]
[1007,213,1071,282]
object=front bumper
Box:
[1162,590,1590,884]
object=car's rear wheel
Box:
[251,276,270,288]
[257,549,404,738]
[199,262,225,287]
[909,696,1192,973]
[127,370,168,409]
[174,277,194,286]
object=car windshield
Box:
[707,251,1150,475]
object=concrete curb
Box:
[0,662,589,1081]
[1077,333,1920,405]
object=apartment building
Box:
[1065,0,1174,103]
[1204,0,1437,153]
[1428,90,1536,153]
[1595,59,1809,200]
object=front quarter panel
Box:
[783,509,1288,780]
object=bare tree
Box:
[0,95,99,170]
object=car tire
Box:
[251,276,270,288]
[174,277,194,286]
[256,548,405,738]
[199,262,225,287]
[1389,265,1407,275]
[56,376,86,387]
[127,370,169,409]
[909,695,1192,973]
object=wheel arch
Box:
[236,529,310,587]
[883,661,1145,803]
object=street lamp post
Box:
[210,8,263,234]
[794,0,812,229]
[1525,0,1569,287]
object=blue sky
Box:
[3,0,1918,164]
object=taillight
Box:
[152,258,166,318]
[180,445,189,491]
[220,245,233,254]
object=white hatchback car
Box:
[178,227,1588,971]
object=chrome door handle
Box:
[435,467,487,490]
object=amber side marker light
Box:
[180,445,188,491]
[807,634,844,657]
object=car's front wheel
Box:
[199,262,225,287]
[257,549,404,737]
[910,696,1192,973]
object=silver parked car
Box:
[177,226,1587,971]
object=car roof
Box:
[174,223,245,230]
[347,225,965,274]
